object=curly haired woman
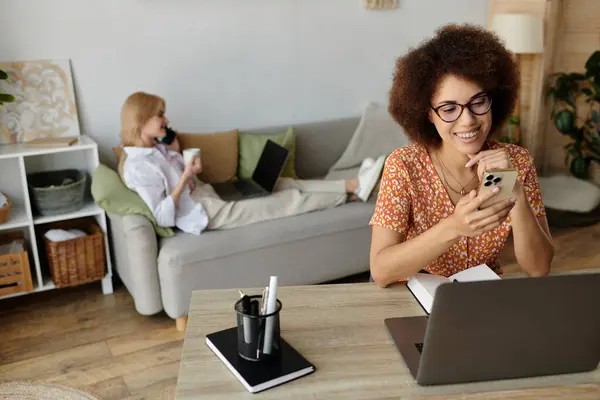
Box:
[369,24,554,287]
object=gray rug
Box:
[0,381,101,400]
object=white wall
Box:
[0,0,487,163]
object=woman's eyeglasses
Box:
[430,94,492,123]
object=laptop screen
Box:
[252,140,290,192]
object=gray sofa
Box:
[107,116,376,327]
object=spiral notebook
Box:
[206,326,315,393]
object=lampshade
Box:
[491,13,544,54]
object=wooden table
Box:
[175,282,600,399]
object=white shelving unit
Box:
[0,135,113,299]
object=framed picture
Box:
[363,0,398,9]
[0,59,80,145]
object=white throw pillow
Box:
[539,175,600,213]
[329,102,408,171]
[0,192,7,208]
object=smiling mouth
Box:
[454,128,479,139]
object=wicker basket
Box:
[42,217,106,288]
[28,169,87,216]
[0,231,34,297]
[0,195,11,225]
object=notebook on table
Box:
[206,326,315,393]
[406,264,500,314]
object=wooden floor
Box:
[1,222,599,400]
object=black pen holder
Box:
[235,295,282,362]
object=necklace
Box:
[436,153,478,196]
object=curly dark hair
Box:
[388,24,519,148]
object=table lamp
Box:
[491,13,544,144]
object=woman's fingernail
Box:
[465,161,472,167]
[510,197,517,203]
[492,187,500,193]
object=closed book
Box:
[206,326,315,393]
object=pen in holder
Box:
[235,294,282,362]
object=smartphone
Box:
[156,126,177,145]
[477,169,519,209]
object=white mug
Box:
[183,148,201,165]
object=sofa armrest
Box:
[107,212,163,315]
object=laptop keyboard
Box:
[415,343,424,354]
[234,180,265,196]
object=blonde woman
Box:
[119,92,383,235]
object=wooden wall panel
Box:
[490,0,600,180]
[488,0,547,168]
[543,0,600,178]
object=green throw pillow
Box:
[238,127,297,180]
[91,164,175,237]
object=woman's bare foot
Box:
[345,178,359,194]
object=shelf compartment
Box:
[0,230,35,298]
[33,201,103,225]
[0,205,31,231]
[0,136,96,160]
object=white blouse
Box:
[122,144,208,235]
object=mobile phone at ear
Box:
[478,169,519,209]
[156,126,177,145]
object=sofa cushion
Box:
[91,164,175,237]
[158,200,375,265]
[329,102,408,172]
[177,129,239,184]
[539,175,600,213]
[238,127,297,179]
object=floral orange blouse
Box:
[369,141,546,277]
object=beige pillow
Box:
[112,129,239,184]
[177,129,239,184]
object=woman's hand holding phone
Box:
[468,147,522,207]
[466,149,512,179]
[448,188,516,238]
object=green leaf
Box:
[570,156,589,179]
[567,91,576,107]
[508,115,520,124]
[584,50,600,77]
[0,69,7,80]
[588,147,600,161]
[568,73,586,81]
[554,109,575,133]
[555,75,571,100]
[0,93,15,103]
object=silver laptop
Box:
[213,139,289,201]
[385,273,600,386]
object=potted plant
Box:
[499,115,521,145]
[0,68,15,105]
[547,51,600,179]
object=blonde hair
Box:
[119,91,165,147]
